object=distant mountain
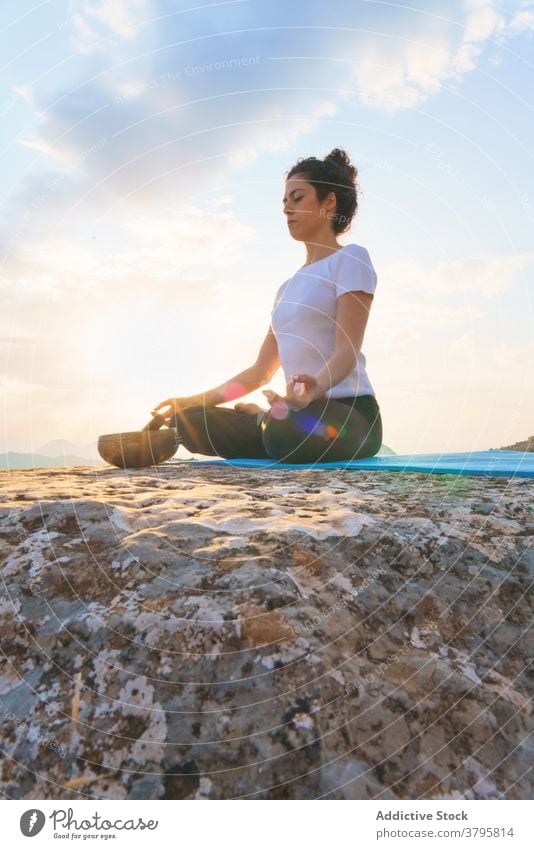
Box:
[36,439,99,458]
[0,452,104,470]
[498,435,534,452]
[0,437,105,470]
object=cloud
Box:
[505,1,534,35]
[15,75,337,204]
[69,0,151,54]
[3,0,529,247]
[349,0,534,113]
[351,1,509,111]
[379,252,533,300]
[12,84,34,105]
[447,333,534,395]
[12,1,525,200]
[366,251,533,399]
[1,201,255,302]
[431,252,534,296]
[3,2,345,279]
[464,3,505,42]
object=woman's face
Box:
[283,174,337,242]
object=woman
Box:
[151,148,383,464]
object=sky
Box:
[1,0,533,457]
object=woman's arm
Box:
[266,290,374,411]
[151,326,280,418]
[178,363,268,408]
[152,365,267,420]
[186,326,280,407]
[314,290,373,394]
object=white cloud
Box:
[119,204,256,275]
[464,5,505,42]
[70,0,151,53]
[18,137,69,161]
[448,333,534,389]
[353,37,453,109]
[258,100,338,152]
[84,0,147,39]
[1,202,255,302]
[12,84,34,105]
[351,1,510,112]
[71,12,100,54]
[505,1,534,35]
[207,194,233,209]
[379,252,533,300]
[368,248,533,452]
[431,253,534,296]
[5,0,529,246]
[364,249,533,438]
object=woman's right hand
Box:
[150,396,196,425]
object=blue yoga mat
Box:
[165,450,533,478]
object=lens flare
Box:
[325,424,338,440]
[295,412,326,437]
[270,400,290,420]
[224,381,246,401]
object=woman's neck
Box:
[303,240,343,266]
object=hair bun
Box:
[324,148,358,182]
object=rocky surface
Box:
[0,463,532,800]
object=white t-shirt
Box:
[270,243,378,399]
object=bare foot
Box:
[234,402,264,414]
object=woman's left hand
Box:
[263,373,325,412]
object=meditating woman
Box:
[151,147,383,464]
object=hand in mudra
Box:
[263,373,325,412]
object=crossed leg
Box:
[170,398,381,464]
[169,405,271,459]
[261,397,382,463]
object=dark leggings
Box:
[170,394,383,464]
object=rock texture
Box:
[499,436,534,452]
[0,463,532,800]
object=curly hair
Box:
[285,148,359,235]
